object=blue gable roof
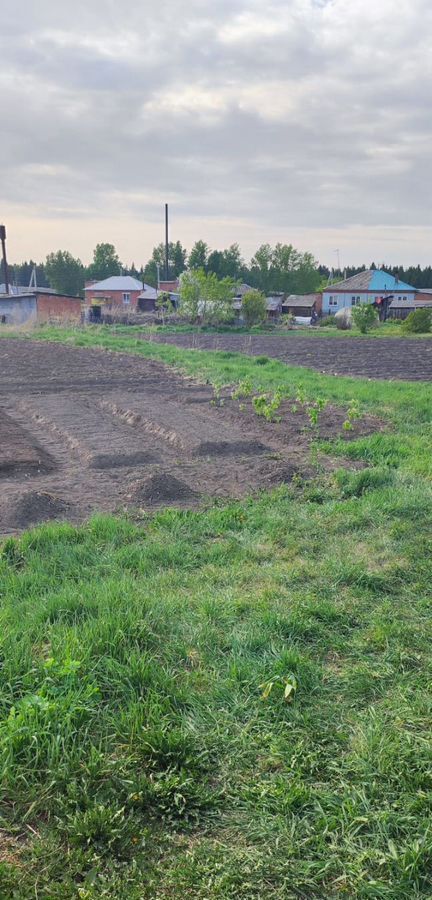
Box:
[369,270,415,292]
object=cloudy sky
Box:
[1,0,431,267]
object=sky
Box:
[1,0,432,269]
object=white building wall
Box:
[322,290,416,314]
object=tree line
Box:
[3,241,432,297]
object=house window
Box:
[329,297,338,306]
[402,296,407,301]
[123,293,131,305]
[351,296,361,306]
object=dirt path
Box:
[0,339,377,535]
[151,333,432,381]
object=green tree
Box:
[242,290,267,327]
[45,250,85,296]
[87,244,122,281]
[352,303,378,333]
[179,269,235,325]
[188,240,209,271]
[207,244,244,280]
[147,241,188,281]
[248,243,319,294]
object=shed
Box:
[282,293,322,317]
[388,297,432,320]
[0,291,82,327]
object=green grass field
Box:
[1,329,432,898]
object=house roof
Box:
[85,276,143,292]
[234,283,253,297]
[325,270,415,293]
[266,296,282,311]
[138,283,158,300]
[283,293,319,307]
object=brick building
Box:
[84,276,143,311]
[0,291,82,327]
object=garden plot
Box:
[0,339,378,534]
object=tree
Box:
[188,240,209,271]
[87,243,122,281]
[351,303,378,333]
[146,241,188,281]
[207,244,244,280]
[179,269,235,325]
[155,292,174,325]
[45,250,85,296]
[242,290,267,327]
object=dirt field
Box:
[152,332,432,381]
[0,339,377,535]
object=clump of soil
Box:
[11,492,71,528]
[265,464,303,485]
[134,473,199,506]
[194,440,270,457]
[90,451,158,469]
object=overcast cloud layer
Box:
[1,0,431,266]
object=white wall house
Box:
[322,270,416,314]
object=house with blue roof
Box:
[322,269,416,315]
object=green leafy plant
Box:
[241,290,267,327]
[252,391,282,422]
[231,379,253,400]
[260,674,298,703]
[342,399,361,432]
[352,303,378,333]
[401,308,432,334]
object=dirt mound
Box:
[194,440,269,457]
[134,473,199,506]
[266,465,303,485]
[11,492,71,528]
[90,451,158,469]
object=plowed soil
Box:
[0,339,379,535]
[151,332,432,381]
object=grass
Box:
[1,327,432,896]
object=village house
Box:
[322,270,416,315]
[84,276,144,312]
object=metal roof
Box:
[325,270,415,293]
[85,276,143,292]
[138,283,158,299]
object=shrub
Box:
[401,308,432,334]
[319,316,338,327]
[242,291,267,327]
[351,303,378,333]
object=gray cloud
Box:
[1,0,431,264]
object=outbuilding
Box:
[0,291,82,327]
[282,293,322,317]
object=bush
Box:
[351,303,378,334]
[319,316,338,327]
[401,308,432,334]
[242,290,267,327]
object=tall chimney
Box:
[0,225,9,294]
[165,203,169,281]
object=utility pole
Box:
[0,225,9,294]
[165,203,169,281]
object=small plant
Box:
[352,303,378,333]
[211,384,225,407]
[260,673,298,703]
[252,391,282,422]
[401,308,432,334]
[231,378,253,400]
[306,397,328,430]
[342,399,361,432]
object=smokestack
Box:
[0,225,9,295]
[165,203,169,281]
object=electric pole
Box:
[0,225,9,294]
